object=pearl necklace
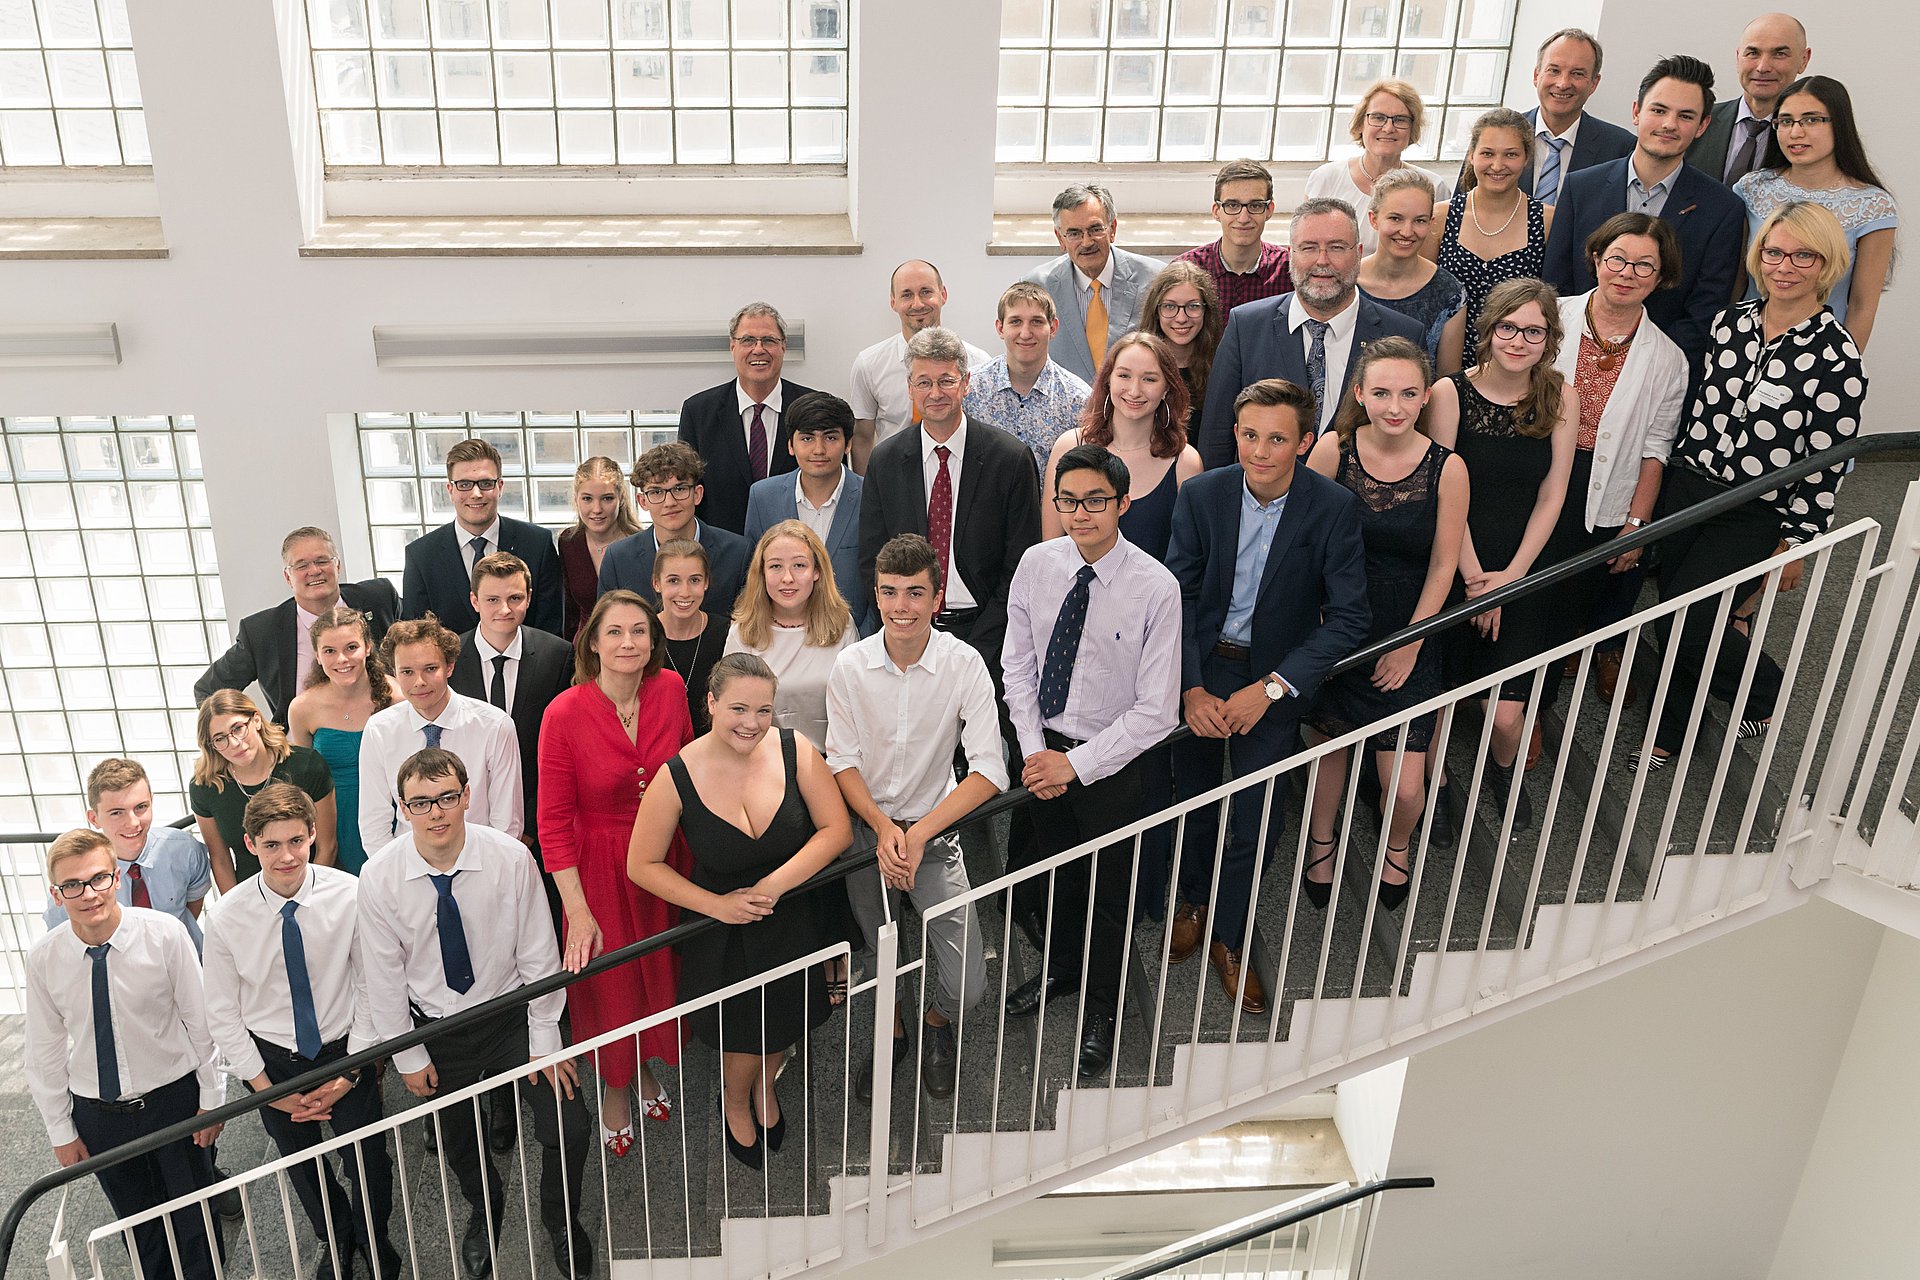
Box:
[1467,189,1522,239]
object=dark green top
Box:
[189,745,334,882]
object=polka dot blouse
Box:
[1677,300,1866,547]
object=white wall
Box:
[1364,902,1884,1280]
[1332,1060,1408,1181]
[1766,928,1920,1280]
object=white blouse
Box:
[1553,292,1690,531]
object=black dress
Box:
[660,611,731,734]
[1444,372,1560,702]
[668,728,832,1053]
[1119,460,1180,562]
[1308,439,1451,751]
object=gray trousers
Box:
[847,819,987,1022]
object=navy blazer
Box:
[597,521,751,621]
[1165,464,1371,703]
[402,517,562,636]
[1198,294,1424,468]
[195,578,400,724]
[1541,157,1747,365]
[677,376,817,535]
[1460,108,1636,195]
[743,469,875,635]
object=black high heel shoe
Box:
[1377,841,1413,912]
[755,1084,786,1154]
[1301,836,1337,909]
[719,1092,763,1170]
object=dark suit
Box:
[1686,99,1743,185]
[677,377,817,535]
[1164,465,1371,944]
[597,522,751,621]
[195,579,400,724]
[402,518,562,636]
[743,469,875,635]
[1199,294,1424,468]
[1458,107,1635,196]
[1542,157,1747,366]
[857,417,1040,671]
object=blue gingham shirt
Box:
[963,356,1092,470]
[44,823,212,953]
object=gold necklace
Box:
[1584,295,1639,372]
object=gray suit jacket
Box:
[1686,99,1741,185]
[1021,247,1165,383]
[743,469,875,634]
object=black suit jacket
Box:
[1164,465,1371,701]
[401,517,563,636]
[194,579,400,725]
[1686,99,1741,185]
[451,625,574,845]
[677,377,817,535]
[1541,157,1748,366]
[858,417,1041,669]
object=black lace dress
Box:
[1307,439,1451,752]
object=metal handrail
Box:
[1,429,1912,1270]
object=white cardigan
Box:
[1554,292,1690,532]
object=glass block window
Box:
[0,416,220,833]
[0,0,148,165]
[305,0,850,166]
[357,410,679,586]
[996,0,1516,164]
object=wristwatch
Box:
[1624,516,1648,529]
[1263,674,1288,702]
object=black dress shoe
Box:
[309,1240,338,1280]
[757,1086,787,1154]
[210,1167,243,1222]
[487,1092,516,1154]
[367,1238,405,1280]
[460,1211,494,1280]
[853,1034,909,1105]
[1006,971,1079,1017]
[921,1021,957,1100]
[1012,908,1047,955]
[1486,762,1533,830]
[1430,780,1460,850]
[1076,1009,1116,1079]
[547,1221,593,1278]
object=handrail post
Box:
[865,921,899,1249]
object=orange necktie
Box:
[1086,280,1109,369]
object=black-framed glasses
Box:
[1775,113,1831,131]
[640,483,696,501]
[1051,495,1115,513]
[400,790,464,816]
[730,335,786,349]
[1491,321,1549,344]
[1364,111,1415,131]
[1759,245,1823,267]
[208,716,257,750]
[451,478,501,493]
[1215,199,1273,215]
[53,869,116,899]
[1158,300,1207,318]
[1599,254,1659,279]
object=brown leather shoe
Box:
[1525,719,1545,771]
[1208,940,1268,1015]
[1594,649,1639,705]
[1168,903,1205,964]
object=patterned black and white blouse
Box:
[1677,300,1866,546]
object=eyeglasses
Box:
[1599,254,1659,279]
[400,790,464,816]
[1215,199,1273,216]
[909,375,965,393]
[209,716,257,749]
[1158,300,1207,318]
[1760,245,1823,268]
[1491,321,1549,344]
[1364,111,1415,132]
[1057,224,1113,244]
[53,869,116,899]
[450,478,501,493]
[1051,495,1115,513]
[640,482,696,501]
[285,555,337,573]
[730,335,786,349]
[1775,114,1831,132]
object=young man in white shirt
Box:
[827,534,1006,1103]
[202,784,399,1280]
[355,747,589,1280]
[357,615,523,856]
[25,830,224,1280]
[43,757,212,949]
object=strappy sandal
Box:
[824,957,849,1006]
[1377,842,1413,912]
[1302,835,1337,910]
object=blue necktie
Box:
[1304,319,1330,422]
[428,873,475,994]
[86,943,121,1101]
[422,723,443,749]
[1038,564,1097,719]
[1536,135,1568,206]
[281,901,324,1059]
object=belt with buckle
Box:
[1042,728,1086,752]
[1212,639,1251,661]
[78,1092,147,1114]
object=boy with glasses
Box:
[598,440,750,618]
[1177,159,1294,311]
[402,438,564,635]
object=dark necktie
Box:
[927,444,954,597]
[1038,564,1097,719]
[422,722,443,749]
[126,863,150,909]
[281,901,324,1059]
[1535,135,1568,205]
[86,942,121,1101]
[748,403,769,481]
[428,872,475,994]
[469,535,488,567]
[488,654,508,711]
[1725,119,1767,185]
[1304,318,1330,421]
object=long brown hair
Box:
[302,606,396,712]
[1137,261,1223,413]
[1329,336,1434,444]
[1457,107,1535,195]
[732,521,852,651]
[193,689,292,790]
[1080,331,1192,459]
[1472,278,1566,439]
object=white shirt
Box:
[202,864,371,1081]
[793,469,845,542]
[848,332,994,449]
[25,909,222,1145]
[1002,533,1182,785]
[357,687,523,854]
[825,628,1009,822]
[1286,291,1362,432]
[459,517,503,580]
[735,380,785,459]
[472,627,523,714]
[352,822,565,1076]
[1533,114,1582,186]
[295,601,321,690]
[919,418,977,609]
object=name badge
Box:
[1749,382,1792,410]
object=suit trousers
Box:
[414,1006,589,1235]
[254,1035,395,1259]
[846,821,987,1023]
[1171,653,1303,946]
[70,1073,220,1280]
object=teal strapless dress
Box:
[311,726,367,873]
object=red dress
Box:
[538,673,693,1086]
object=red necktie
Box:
[748,403,769,481]
[927,445,954,595]
[127,863,150,909]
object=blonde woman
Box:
[287,606,398,873]
[189,689,337,890]
[1305,78,1456,252]
[559,455,641,640]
